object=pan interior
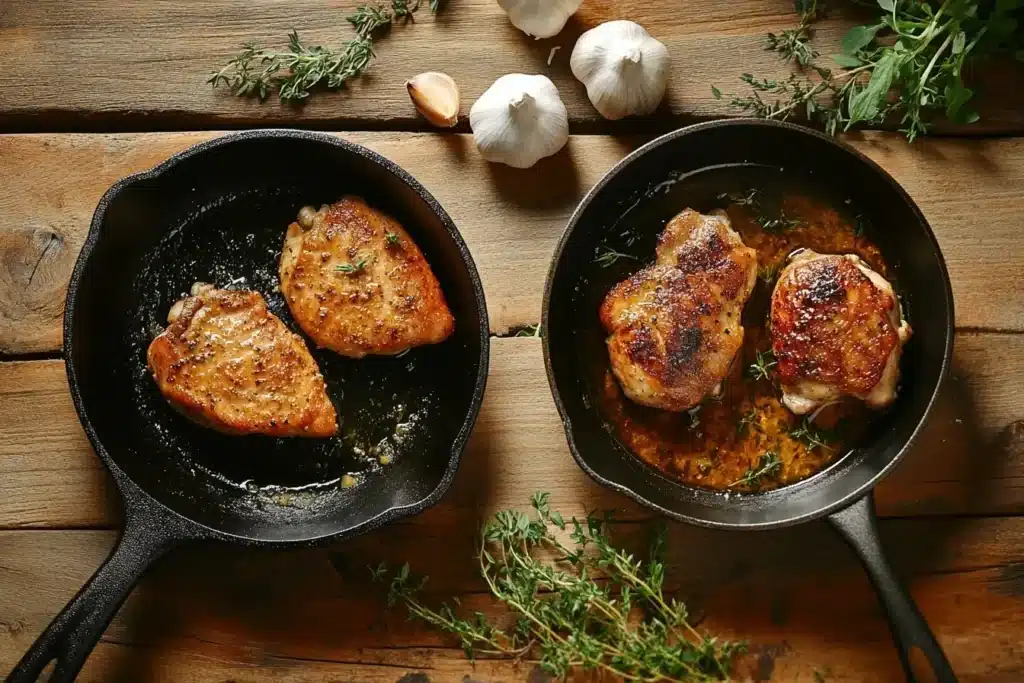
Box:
[67,134,486,542]
[545,123,952,528]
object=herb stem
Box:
[917,31,954,101]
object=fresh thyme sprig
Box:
[210,0,443,101]
[376,493,746,681]
[756,210,802,233]
[714,0,1024,141]
[730,451,783,490]
[595,246,638,268]
[737,407,760,435]
[746,349,777,382]
[758,262,781,285]
[716,188,762,208]
[766,0,822,66]
[336,255,370,274]
[790,416,834,452]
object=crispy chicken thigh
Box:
[147,283,338,437]
[770,250,912,415]
[279,197,455,358]
[600,209,758,412]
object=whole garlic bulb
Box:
[496,0,582,39]
[570,21,670,120]
[470,74,569,169]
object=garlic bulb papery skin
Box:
[496,0,582,39]
[570,20,670,120]
[470,74,569,169]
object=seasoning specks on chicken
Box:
[770,249,912,415]
[280,197,455,358]
[600,209,758,412]
[147,283,338,437]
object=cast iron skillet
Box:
[7,130,489,683]
[543,120,956,682]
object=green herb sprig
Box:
[746,349,777,382]
[757,210,802,233]
[714,0,1024,141]
[790,416,834,452]
[595,246,639,268]
[209,1,443,101]
[730,451,783,490]
[376,493,746,681]
[336,256,369,274]
[737,407,760,435]
[758,262,781,285]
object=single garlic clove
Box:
[406,72,461,128]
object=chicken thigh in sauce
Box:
[770,249,912,415]
[600,209,758,412]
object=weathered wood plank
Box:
[1,0,1021,132]
[1,517,1022,682]
[1,132,1023,355]
[1,333,1021,530]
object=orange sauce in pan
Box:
[601,193,891,493]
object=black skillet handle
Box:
[5,501,188,683]
[828,495,957,683]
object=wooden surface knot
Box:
[0,224,67,354]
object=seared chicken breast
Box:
[600,209,758,412]
[147,283,338,437]
[279,197,455,358]
[770,250,912,415]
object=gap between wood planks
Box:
[7,111,1024,138]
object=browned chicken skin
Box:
[600,209,758,412]
[147,283,338,437]
[770,250,912,414]
[279,197,455,358]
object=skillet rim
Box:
[64,128,491,545]
[541,118,955,530]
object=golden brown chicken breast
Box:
[147,283,338,437]
[600,209,757,412]
[279,197,455,358]
[770,250,912,415]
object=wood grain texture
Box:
[1,517,1022,682]
[1,132,1023,354]
[1,333,1021,530]
[1,0,1022,131]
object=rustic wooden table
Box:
[1,1,1022,682]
